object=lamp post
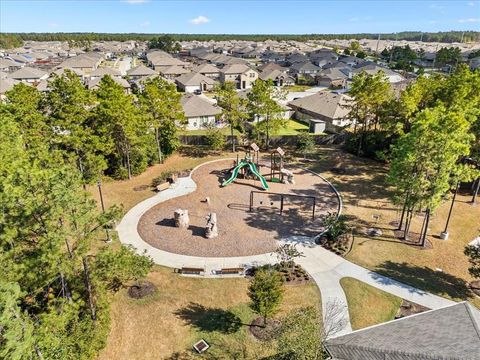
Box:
[440,182,459,240]
[97,178,111,243]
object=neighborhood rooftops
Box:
[175,72,217,87]
[324,302,480,360]
[180,93,222,118]
[8,67,48,80]
[288,91,351,120]
[126,64,156,77]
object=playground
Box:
[137,147,340,257]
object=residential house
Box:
[175,72,217,93]
[257,62,286,73]
[52,67,84,78]
[316,68,348,88]
[59,53,103,75]
[8,67,48,83]
[0,58,22,72]
[193,63,221,79]
[260,51,285,64]
[0,78,20,99]
[470,57,480,71]
[219,64,258,89]
[159,65,190,80]
[324,302,480,360]
[180,93,222,130]
[146,50,189,71]
[259,68,295,86]
[86,76,131,94]
[290,62,322,76]
[88,67,121,80]
[287,91,352,132]
[308,49,338,67]
[351,62,405,83]
[285,52,309,65]
[126,64,156,81]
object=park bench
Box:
[156,181,170,192]
[180,267,205,275]
[218,267,245,276]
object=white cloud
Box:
[140,21,150,27]
[458,17,480,22]
[468,1,476,6]
[123,0,149,4]
[189,15,210,25]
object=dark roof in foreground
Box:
[324,302,480,360]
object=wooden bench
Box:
[218,267,245,275]
[180,267,205,275]
[156,181,170,192]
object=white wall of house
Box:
[184,115,216,130]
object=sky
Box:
[1,0,479,34]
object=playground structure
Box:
[249,190,317,220]
[270,147,285,183]
[222,143,269,190]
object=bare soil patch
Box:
[395,299,429,318]
[138,159,339,257]
[128,281,158,299]
[249,317,281,341]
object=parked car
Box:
[193,89,202,95]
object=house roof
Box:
[0,58,20,68]
[288,91,351,120]
[175,72,217,86]
[0,78,19,94]
[87,76,130,90]
[193,63,220,74]
[318,68,349,80]
[90,67,121,77]
[150,57,187,67]
[180,93,222,117]
[159,65,190,76]
[52,67,84,77]
[59,53,103,69]
[324,302,480,360]
[220,64,253,75]
[8,67,48,80]
[126,64,156,77]
[290,62,322,72]
[259,68,293,82]
[257,62,287,73]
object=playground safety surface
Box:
[138,159,339,257]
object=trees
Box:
[248,268,284,327]
[215,81,247,152]
[247,79,287,149]
[275,244,304,271]
[139,77,185,163]
[464,245,480,279]
[94,75,149,179]
[345,71,392,156]
[45,70,107,183]
[297,132,315,160]
[148,35,181,52]
[276,306,323,360]
[435,47,462,68]
[204,124,226,151]
[388,105,473,244]
[0,114,152,359]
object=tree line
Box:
[343,65,480,246]
[1,30,479,48]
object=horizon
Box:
[1,0,479,34]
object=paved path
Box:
[117,159,455,337]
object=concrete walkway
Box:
[117,159,455,337]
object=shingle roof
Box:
[325,302,480,360]
[193,63,220,74]
[290,62,322,72]
[175,72,216,86]
[126,64,156,77]
[87,76,130,90]
[220,64,252,74]
[180,93,222,117]
[159,65,190,76]
[288,91,351,120]
[0,78,19,94]
[90,67,121,77]
[318,68,349,80]
[8,67,48,80]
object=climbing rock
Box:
[205,212,218,239]
[281,168,295,184]
[174,209,189,228]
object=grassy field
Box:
[301,146,480,307]
[274,119,310,135]
[284,85,314,92]
[97,266,321,359]
[340,277,402,330]
[87,148,237,212]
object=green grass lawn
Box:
[340,277,402,330]
[274,119,310,135]
[98,266,321,359]
[179,127,242,136]
[284,85,313,92]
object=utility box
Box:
[308,119,326,134]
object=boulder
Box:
[280,168,295,184]
[174,209,189,228]
[205,212,218,239]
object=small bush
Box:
[151,171,174,187]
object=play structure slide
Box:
[222,161,269,190]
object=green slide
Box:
[222,161,269,190]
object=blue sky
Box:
[1,0,479,34]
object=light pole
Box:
[440,182,459,240]
[97,178,111,243]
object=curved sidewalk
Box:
[117,159,455,337]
